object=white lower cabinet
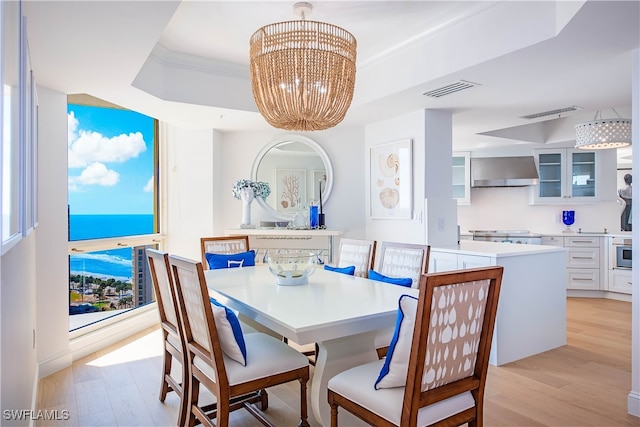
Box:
[608,269,633,294]
[429,252,491,272]
[567,268,600,290]
[564,236,602,290]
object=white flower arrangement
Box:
[232,179,271,200]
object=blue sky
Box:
[67,104,155,215]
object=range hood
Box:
[471,156,539,187]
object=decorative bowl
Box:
[267,252,316,286]
[275,221,291,228]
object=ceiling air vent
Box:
[423,80,480,98]
[520,105,583,120]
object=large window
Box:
[67,97,160,331]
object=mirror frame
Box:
[251,134,334,220]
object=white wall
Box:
[35,87,72,377]
[364,110,426,244]
[162,124,222,261]
[458,187,622,235]
[219,128,365,237]
[1,235,37,426]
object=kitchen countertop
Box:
[432,240,566,257]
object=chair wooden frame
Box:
[200,235,250,269]
[375,241,430,358]
[169,254,311,427]
[328,266,504,427]
[336,238,377,278]
[146,249,189,427]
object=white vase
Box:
[241,199,252,227]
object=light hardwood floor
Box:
[37,298,637,426]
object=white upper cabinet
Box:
[452,151,470,205]
[531,148,617,204]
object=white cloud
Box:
[67,112,147,168]
[72,162,120,186]
[143,176,154,192]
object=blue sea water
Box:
[69,214,154,282]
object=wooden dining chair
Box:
[168,254,311,427]
[328,266,504,427]
[336,238,377,278]
[375,241,430,288]
[146,248,188,427]
[374,241,430,358]
[200,235,251,269]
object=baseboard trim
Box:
[38,349,73,379]
[629,391,640,417]
[30,364,39,427]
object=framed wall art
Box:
[369,139,413,219]
[275,169,306,212]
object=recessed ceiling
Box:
[23,1,639,159]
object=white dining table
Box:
[204,264,418,426]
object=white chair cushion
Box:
[328,359,475,426]
[375,294,417,389]
[194,333,309,386]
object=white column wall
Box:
[35,87,72,377]
[162,124,221,261]
[365,110,426,244]
[630,47,640,418]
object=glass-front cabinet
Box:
[532,148,615,204]
[452,151,470,205]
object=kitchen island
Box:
[429,240,567,366]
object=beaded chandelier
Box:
[249,2,357,131]
[575,109,632,149]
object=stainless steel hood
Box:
[471,156,539,187]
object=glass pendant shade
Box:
[249,4,357,131]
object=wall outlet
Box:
[438,217,445,231]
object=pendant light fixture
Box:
[574,108,632,150]
[249,2,357,131]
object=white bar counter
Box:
[430,240,568,366]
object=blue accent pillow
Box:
[209,298,247,365]
[374,294,418,389]
[206,250,255,270]
[324,264,356,275]
[368,270,413,287]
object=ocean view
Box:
[69,214,154,281]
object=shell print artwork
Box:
[378,188,400,209]
[376,179,384,187]
[378,153,399,177]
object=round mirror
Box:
[252,134,333,220]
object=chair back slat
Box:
[146,249,179,330]
[169,255,227,385]
[402,266,503,424]
[338,238,376,277]
[377,242,430,288]
[200,236,250,268]
[422,279,490,391]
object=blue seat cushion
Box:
[209,298,247,365]
[206,250,255,270]
[368,270,413,287]
[324,264,356,275]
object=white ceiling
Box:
[23,1,640,163]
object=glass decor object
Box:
[562,210,575,233]
[267,251,316,286]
